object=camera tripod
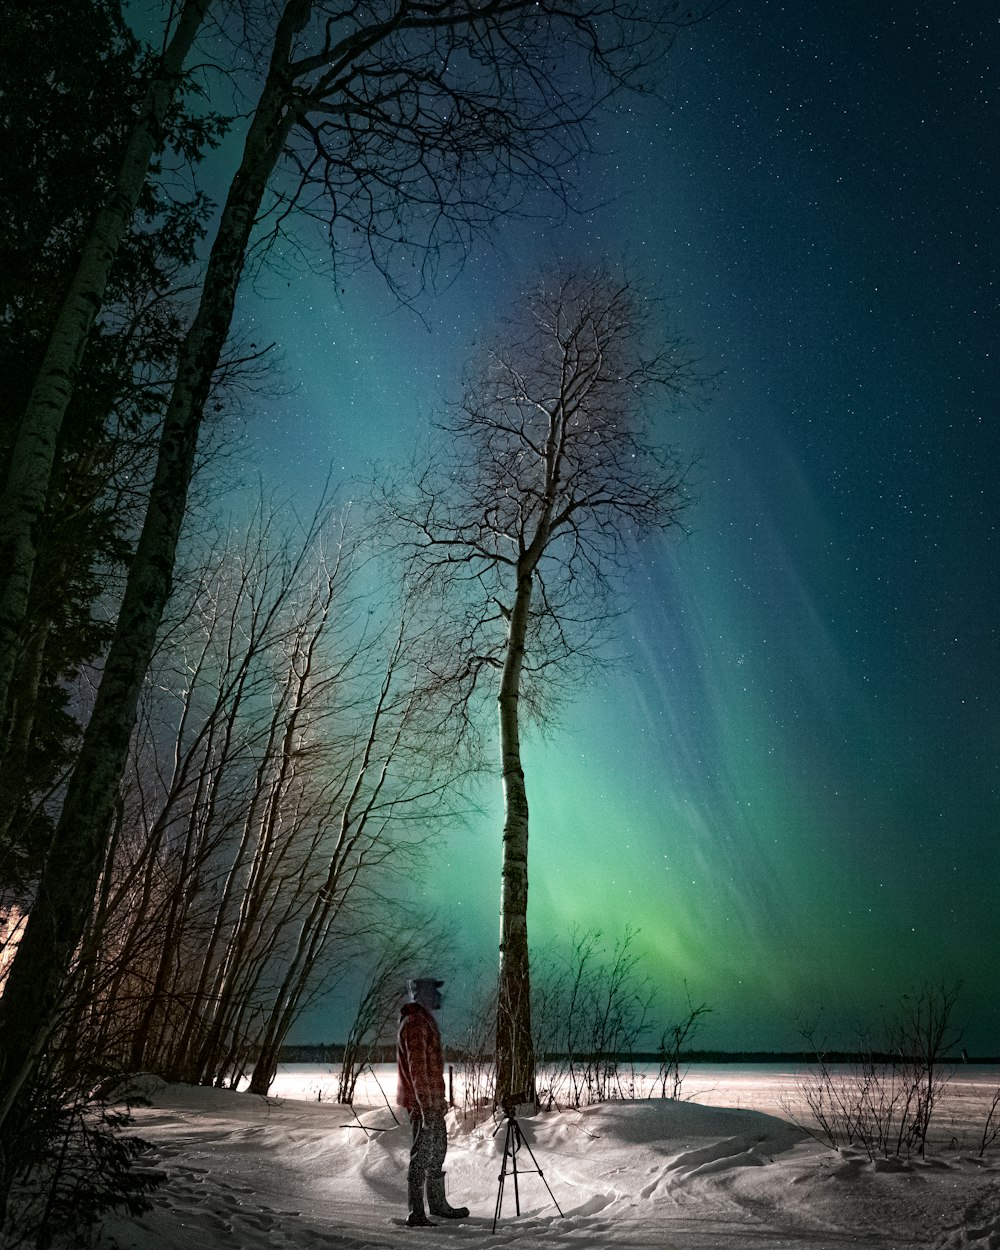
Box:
[492,1109,564,1233]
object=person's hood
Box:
[400,1001,433,1019]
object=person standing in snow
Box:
[396,977,470,1227]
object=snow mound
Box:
[104,1072,170,1103]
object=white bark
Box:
[495,568,535,1106]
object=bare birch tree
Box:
[380,268,699,1106]
[65,503,452,1090]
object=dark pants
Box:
[409,1110,447,1190]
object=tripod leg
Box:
[517,1135,564,1218]
[491,1169,504,1234]
[492,1120,513,1234]
[510,1122,521,1216]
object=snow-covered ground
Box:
[98,1064,1000,1249]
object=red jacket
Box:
[396,1002,446,1114]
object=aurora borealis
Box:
[235,1,998,1052]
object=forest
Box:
[0,0,712,1241]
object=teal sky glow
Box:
[218,0,997,1052]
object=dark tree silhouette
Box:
[381,268,699,1105]
[0,0,223,885]
[0,0,214,726]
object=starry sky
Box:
[227,0,999,1054]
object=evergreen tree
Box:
[0,0,222,885]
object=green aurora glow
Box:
[224,0,997,1052]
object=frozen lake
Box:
[265,1060,1000,1151]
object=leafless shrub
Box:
[532,927,653,1108]
[656,989,713,1099]
[790,983,962,1159]
[452,978,497,1124]
[337,923,447,1106]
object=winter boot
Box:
[406,1175,435,1227]
[427,1172,469,1219]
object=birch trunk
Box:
[0,0,309,1136]
[0,0,212,727]
[495,567,535,1108]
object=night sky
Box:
[228,1,999,1053]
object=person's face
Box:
[414,981,442,1011]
